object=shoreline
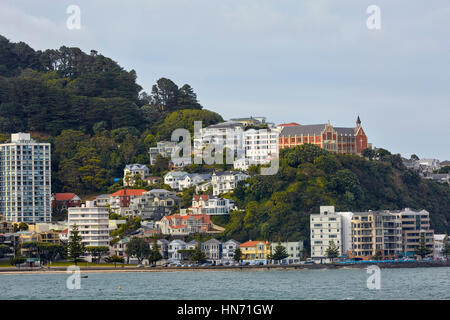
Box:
[1,261,449,275]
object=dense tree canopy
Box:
[220,144,450,251]
[0,36,219,196]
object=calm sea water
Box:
[1,267,449,300]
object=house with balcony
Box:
[190,195,235,215]
[123,164,150,187]
[240,240,271,264]
[222,239,241,262]
[127,189,180,220]
[156,213,218,236]
[202,238,222,263]
[211,171,249,196]
[109,189,147,214]
[149,141,178,165]
[168,239,187,262]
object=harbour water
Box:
[1,267,449,300]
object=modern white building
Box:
[433,234,446,259]
[0,133,51,223]
[149,141,177,165]
[194,121,245,160]
[211,171,249,196]
[68,201,109,247]
[336,211,354,255]
[310,206,343,262]
[270,241,304,264]
[234,128,279,171]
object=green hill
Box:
[0,35,222,195]
[218,145,450,245]
[0,35,449,241]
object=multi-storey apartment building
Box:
[278,117,369,155]
[234,128,279,170]
[0,133,51,223]
[351,211,402,259]
[194,121,245,160]
[211,171,249,196]
[310,206,343,262]
[270,241,304,264]
[149,141,178,165]
[394,208,434,257]
[68,201,109,247]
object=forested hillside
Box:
[0,35,222,194]
[1,35,449,242]
[218,145,450,245]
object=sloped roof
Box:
[280,124,327,136]
[278,122,301,127]
[334,127,357,135]
[109,189,147,196]
[193,195,209,201]
[240,240,269,247]
[53,193,79,201]
[206,121,243,129]
[124,164,149,171]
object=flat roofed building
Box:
[68,201,109,247]
[310,206,343,261]
[351,211,402,260]
[0,133,51,223]
[394,208,434,257]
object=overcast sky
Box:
[1,0,449,160]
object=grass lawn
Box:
[0,259,13,268]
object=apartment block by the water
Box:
[351,211,403,259]
[310,206,343,261]
[394,208,434,257]
[68,201,109,247]
[0,133,51,223]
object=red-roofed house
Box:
[190,195,235,215]
[51,193,81,209]
[156,213,216,235]
[59,228,68,242]
[240,240,271,262]
[278,122,301,127]
[109,189,147,209]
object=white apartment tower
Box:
[0,133,51,223]
[310,206,343,261]
[68,201,109,247]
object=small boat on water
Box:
[81,275,88,278]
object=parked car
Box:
[136,264,144,268]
